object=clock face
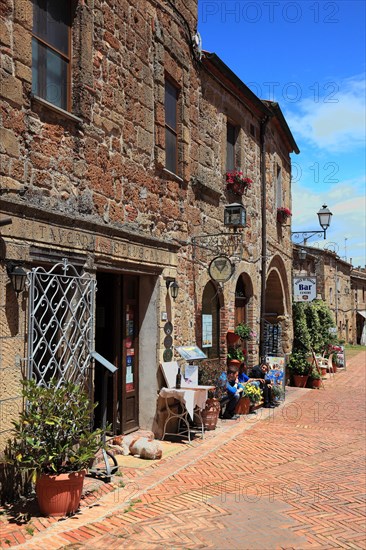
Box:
[208,255,234,283]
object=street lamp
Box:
[291,204,333,244]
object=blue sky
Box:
[197,0,366,266]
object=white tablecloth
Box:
[159,387,211,419]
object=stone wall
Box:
[0,0,295,446]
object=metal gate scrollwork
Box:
[27,258,96,388]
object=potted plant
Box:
[5,379,106,516]
[310,368,322,389]
[226,329,241,346]
[241,383,262,404]
[288,352,312,387]
[198,360,226,430]
[277,206,292,224]
[234,322,255,341]
[227,346,245,366]
[226,171,253,196]
[271,384,285,402]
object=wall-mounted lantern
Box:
[165,277,179,301]
[6,261,27,295]
[224,203,246,230]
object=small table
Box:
[159,385,214,442]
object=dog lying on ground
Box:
[110,431,162,460]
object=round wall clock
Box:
[208,255,234,283]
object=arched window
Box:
[202,281,220,359]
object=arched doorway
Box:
[202,280,222,359]
[234,273,254,365]
[263,256,291,357]
[234,274,252,326]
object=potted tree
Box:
[288,352,312,387]
[5,379,106,517]
[198,361,226,430]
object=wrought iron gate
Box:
[27,259,96,388]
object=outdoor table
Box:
[159,385,214,442]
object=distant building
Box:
[351,267,366,345]
[293,245,358,343]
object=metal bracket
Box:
[192,232,243,263]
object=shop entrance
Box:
[95,272,139,434]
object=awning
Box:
[357,310,366,318]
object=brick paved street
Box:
[2,351,365,549]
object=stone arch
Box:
[266,255,291,317]
[264,255,292,355]
[233,271,256,367]
[234,272,254,326]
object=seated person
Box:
[249,362,276,408]
[238,362,264,389]
[219,365,243,419]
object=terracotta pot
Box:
[321,367,327,377]
[201,398,220,430]
[36,470,86,517]
[227,359,241,367]
[235,396,251,415]
[311,378,322,389]
[226,331,240,345]
[293,374,308,388]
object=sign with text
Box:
[293,276,316,302]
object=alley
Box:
[7,351,366,550]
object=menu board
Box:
[175,345,207,361]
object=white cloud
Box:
[292,179,366,266]
[286,76,366,152]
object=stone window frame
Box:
[276,163,283,209]
[164,75,181,177]
[226,119,240,172]
[32,0,73,112]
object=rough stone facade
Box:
[293,245,357,344]
[351,267,366,344]
[0,0,297,448]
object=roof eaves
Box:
[202,52,272,118]
[262,100,300,154]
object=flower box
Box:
[277,207,292,224]
[226,171,252,196]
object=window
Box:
[165,79,179,174]
[276,165,282,208]
[32,0,72,110]
[226,121,236,171]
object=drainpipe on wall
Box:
[259,116,269,362]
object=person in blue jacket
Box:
[219,365,244,419]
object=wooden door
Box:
[121,276,139,433]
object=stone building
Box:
[293,245,356,343]
[351,267,366,345]
[0,0,298,447]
